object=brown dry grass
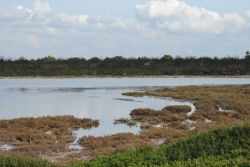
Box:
[0,116,99,158]
[129,105,190,129]
[79,133,148,155]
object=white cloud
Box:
[17,5,33,15]
[136,0,247,34]
[8,5,33,20]
[0,0,143,33]
[33,0,52,19]
[52,14,136,31]
[4,0,247,36]
[0,0,147,56]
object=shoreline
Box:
[1,75,250,79]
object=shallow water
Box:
[0,144,14,151]
[0,77,249,149]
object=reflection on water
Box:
[0,77,249,149]
[113,98,144,102]
[0,144,14,151]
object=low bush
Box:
[0,156,60,167]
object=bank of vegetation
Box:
[0,125,249,166]
[0,52,250,76]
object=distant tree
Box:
[67,57,86,64]
[245,51,250,59]
[17,57,28,63]
[111,56,125,62]
[39,55,56,62]
[161,54,173,61]
[0,56,4,63]
[103,57,112,62]
[87,57,101,64]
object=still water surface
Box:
[0,77,249,146]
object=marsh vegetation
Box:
[80,85,250,156]
[0,125,249,166]
[0,116,98,162]
[0,83,250,165]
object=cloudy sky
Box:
[0,0,250,59]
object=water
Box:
[0,77,249,149]
[0,144,14,151]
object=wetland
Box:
[0,77,250,163]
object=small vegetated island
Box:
[0,51,250,77]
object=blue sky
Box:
[0,0,250,59]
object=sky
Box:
[0,0,250,59]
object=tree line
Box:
[0,52,250,76]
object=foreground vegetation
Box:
[0,125,249,166]
[0,54,250,76]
